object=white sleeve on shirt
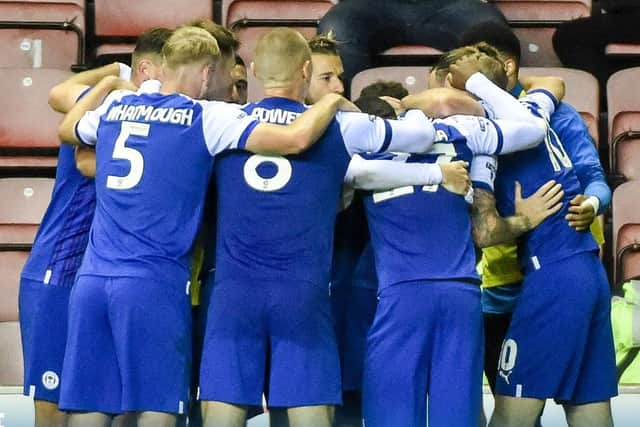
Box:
[445,114,546,155]
[74,89,130,146]
[200,100,260,156]
[465,72,553,122]
[336,109,436,155]
[520,89,559,121]
[470,154,497,192]
[343,154,443,190]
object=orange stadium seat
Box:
[520,67,600,144]
[222,0,337,64]
[350,66,431,100]
[612,181,640,287]
[607,67,640,181]
[0,250,28,387]
[488,0,592,66]
[0,68,71,171]
[93,0,213,62]
[0,178,54,248]
[0,0,85,69]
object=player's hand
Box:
[447,54,485,90]
[440,161,470,196]
[515,180,564,229]
[566,194,596,231]
[335,95,361,113]
[380,96,405,116]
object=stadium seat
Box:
[607,67,640,181]
[350,66,431,100]
[92,0,213,62]
[0,250,28,387]
[606,43,640,58]
[222,0,337,64]
[0,178,54,248]
[520,67,600,144]
[0,0,85,69]
[0,68,71,171]
[488,0,592,66]
[377,46,443,66]
[612,181,640,287]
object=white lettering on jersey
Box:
[243,154,292,192]
[106,121,148,190]
[251,107,301,125]
[106,104,194,126]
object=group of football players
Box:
[19,15,616,427]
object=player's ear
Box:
[250,61,257,79]
[302,60,312,82]
[504,58,518,81]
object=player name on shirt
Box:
[105,104,194,126]
[251,107,302,124]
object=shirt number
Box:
[373,143,455,203]
[243,154,292,192]
[106,121,148,190]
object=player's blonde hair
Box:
[162,26,220,70]
[253,28,311,87]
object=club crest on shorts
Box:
[42,370,60,390]
[498,338,518,385]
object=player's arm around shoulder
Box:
[401,87,485,118]
[49,62,129,113]
[245,93,359,155]
[58,76,135,145]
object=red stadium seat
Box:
[92,0,213,62]
[520,67,600,144]
[0,250,28,387]
[94,0,212,37]
[0,68,70,171]
[350,66,432,100]
[607,67,640,181]
[222,0,337,64]
[612,181,640,286]
[488,0,592,66]
[0,0,85,69]
[606,43,640,58]
[0,178,54,247]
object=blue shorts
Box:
[19,277,71,402]
[331,285,377,392]
[363,280,483,427]
[495,251,618,404]
[59,274,192,414]
[199,279,341,408]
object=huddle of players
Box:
[18,16,616,427]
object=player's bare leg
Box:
[564,401,613,427]
[489,395,544,427]
[136,411,176,427]
[68,412,111,427]
[34,401,68,427]
[286,405,334,427]
[201,401,247,427]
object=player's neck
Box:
[263,85,304,103]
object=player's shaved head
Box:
[253,28,311,87]
[162,26,220,71]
